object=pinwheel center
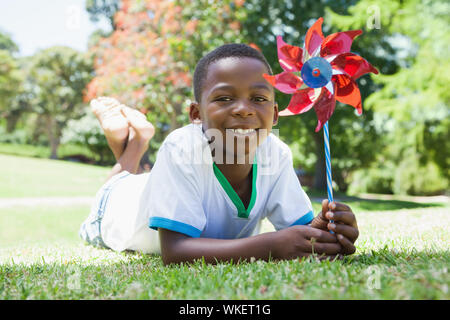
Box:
[301,57,332,88]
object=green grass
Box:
[1,246,448,299]
[0,154,110,197]
[0,142,98,161]
[0,205,89,247]
[0,154,449,299]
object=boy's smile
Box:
[190,57,278,162]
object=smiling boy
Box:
[80,44,359,264]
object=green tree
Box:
[0,30,23,132]
[62,112,113,164]
[86,0,120,29]
[170,0,389,192]
[86,0,245,163]
[27,47,93,159]
[0,29,19,54]
[333,0,449,194]
[238,0,396,191]
[0,50,23,132]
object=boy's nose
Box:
[232,100,254,117]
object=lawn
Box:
[0,154,449,299]
[0,154,110,198]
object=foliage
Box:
[85,0,389,186]
[85,0,245,161]
[393,154,448,196]
[0,49,24,132]
[86,0,120,28]
[0,143,98,165]
[0,29,19,54]
[336,0,450,194]
[61,112,115,164]
[2,0,446,195]
[237,0,392,191]
[348,165,394,195]
[26,46,93,158]
[0,126,28,145]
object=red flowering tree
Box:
[85,0,246,159]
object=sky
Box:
[0,0,111,57]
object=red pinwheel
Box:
[263,17,379,132]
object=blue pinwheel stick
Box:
[323,122,335,233]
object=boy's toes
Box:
[91,97,120,117]
[90,97,129,140]
[121,107,155,141]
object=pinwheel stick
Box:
[323,121,335,233]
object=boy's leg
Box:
[106,107,155,180]
[91,97,154,177]
[80,104,154,249]
[91,97,129,161]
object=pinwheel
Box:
[263,17,378,214]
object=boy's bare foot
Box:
[91,97,129,160]
[121,107,155,144]
[104,108,155,178]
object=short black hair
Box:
[193,43,273,102]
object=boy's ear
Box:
[189,102,202,123]
[272,103,279,126]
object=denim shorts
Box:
[79,171,131,249]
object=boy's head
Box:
[190,43,279,161]
[193,43,273,103]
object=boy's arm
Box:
[159,225,342,265]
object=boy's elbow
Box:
[158,228,190,265]
[160,250,179,265]
[161,255,172,266]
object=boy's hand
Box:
[273,225,342,260]
[310,200,359,255]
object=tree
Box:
[0,50,23,132]
[332,0,449,194]
[0,29,19,54]
[62,112,113,164]
[0,31,24,132]
[27,47,93,159]
[85,0,406,193]
[238,0,396,191]
[85,0,244,162]
[327,0,450,195]
[86,0,120,29]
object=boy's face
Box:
[190,57,278,161]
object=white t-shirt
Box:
[145,123,314,239]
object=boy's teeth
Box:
[232,129,255,134]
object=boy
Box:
[80,44,359,264]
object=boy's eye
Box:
[252,96,268,102]
[214,96,233,102]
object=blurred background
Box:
[0,0,448,197]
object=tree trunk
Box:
[313,132,327,190]
[6,113,20,133]
[46,116,60,159]
[49,136,60,160]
